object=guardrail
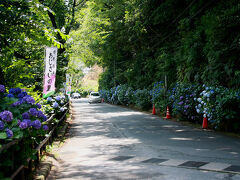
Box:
[0,102,70,180]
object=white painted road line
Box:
[159,159,187,166]
[199,162,231,171]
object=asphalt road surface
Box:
[47,98,240,180]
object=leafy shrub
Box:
[40,94,68,119]
[116,85,129,105]
[150,81,167,111]
[195,85,240,131]
[170,83,201,122]
[0,85,48,142]
[110,87,120,104]
[134,89,152,110]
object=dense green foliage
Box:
[0,0,80,93]
[70,0,240,132]
[72,0,240,90]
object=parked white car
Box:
[88,92,101,103]
[72,92,81,99]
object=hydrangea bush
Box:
[195,85,240,131]
[150,81,168,111]
[40,94,68,119]
[100,85,152,110]
[132,89,152,110]
[170,83,201,122]
[100,82,240,132]
[0,85,48,141]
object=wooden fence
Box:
[0,102,70,179]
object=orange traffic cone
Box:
[166,106,171,119]
[152,104,156,115]
[202,116,208,129]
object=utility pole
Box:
[114,59,116,87]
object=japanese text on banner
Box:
[43,47,58,98]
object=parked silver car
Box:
[72,92,81,99]
[88,92,101,103]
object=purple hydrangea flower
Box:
[178,101,184,105]
[36,103,42,109]
[24,96,35,104]
[53,102,59,108]
[32,120,41,129]
[0,120,4,130]
[9,88,16,94]
[184,105,189,109]
[29,108,38,116]
[19,121,28,129]
[18,92,27,98]
[0,84,5,93]
[180,96,184,100]
[60,107,65,112]
[6,128,13,138]
[17,119,21,126]
[37,111,44,118]
[22,112,30,119]
[7,94,15,98]
[47,97,52,102]
[9,88,21,94]
[42,125,49,131]
[22,119,32,127]
[55,96,61,101]
[11,101,22,107]
[0,110,13,122]
[42,115,47,121]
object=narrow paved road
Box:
[48,99,240,180]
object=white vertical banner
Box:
[66,73,71,95]
[43,47,58,98]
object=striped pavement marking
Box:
[199,162,231,171]
[109,156,240,175]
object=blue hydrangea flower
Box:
[6,128,13,138]
[22,112,30,119]
[32,120,41,129]
[42,115,47,121]
[36,103,42,109]
[0,110,13,122]
[0,120,4,130]
[60,107,65,112]
[42,125,49,131]
[178,101,184,105]
[11,101,22,107]
[19,121,28,129]
[18,92,27,98]
[23,96,35,104]
[55,96,61,101]
[53,102,59,108]
[9,88,22,94]
[37,111,44,118]
[7,94,15,98]
[0,84,5,93]
[29,108,38,116]
[22,119,32,127]
[47,97,52,102]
